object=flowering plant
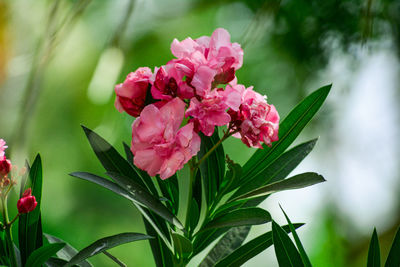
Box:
[72,28,332,266]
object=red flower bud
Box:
[17,189,37,214]
[0,156,11,176]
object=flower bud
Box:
[0,156,11,176]
[17,189,37,214]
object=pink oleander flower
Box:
[171,28,243,86]
[0,139,7,158]
[115,67,153,117]
[131,98,201,179]
[229,86,279,148]
[17,188,37,214]
[186,85,243,136]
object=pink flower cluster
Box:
[114,28,279,179]
[0,139,12,182]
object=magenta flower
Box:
[186,85,242,136]
[0,157,11,177]
[115,67,153,117]
[131,98,201,179]
[17,188,37,214]
[229,87,280,148]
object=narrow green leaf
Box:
[19,154,43,265]
[189,200,200,233]
[106,171,184,230]
[232,138,318,199]
[81,125,148,192]
[384,226,400,267]
[280,206,311,267]
[103,251,127,267]
[44,233,92,266]
[45,257,69,266]
[219,157,242,195]
[70,172,173,252]
[25,243,65,267]
[201,208,271,232]
[215,223,304,267]
[70,172,133,202]
[65,233,153,266]
[172,233,193,258]
[200,226,250,267]
[242,85,331,183]
[272,221,304,267]
[233,172,325,201]
[367,228,380,267]
[193,228,230,256]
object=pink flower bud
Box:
[17,189,37,214]
[0,156,11,176]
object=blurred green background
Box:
[1,0,399,265]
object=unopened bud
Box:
[17,188,37,214]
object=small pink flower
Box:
[0,156,11,176]
[0,139,7,158]
[186,86,242,136]
[17,188,37,214]
[115,67,153,117]
[229,87,279,148]
[131,98,201,179]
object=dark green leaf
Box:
[44,233,92,267]
[45,257,69,267]
[172,233,193,258]
[232,138,318,199]
[106,171,184,230]
[193,228,229,256]
[81,125,148,192]
[200,226,250,267]
[385,226,400,267]
[233,172,325,201]
[198,130,226,206]
[272,221,304,267]
[215,223,304,267]
[25,243,65,267]
[201,207,271,232]
[19,154,43,265]
[189,200,200,233]
[219,157,242,195]
[242,85,331,183]
[280,206,311,267]
[367,228,380,267]
[65,233,153,266]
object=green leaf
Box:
[201,207,271,232]
[280,206,311,267]
[193,228,230,256]
[44,233,92,266]
[242,85,331,183]
[232,138,318,199]
[200,226,250,267]
[272,221,304,267]
[385,226,400,267]
[189,200,200,233]
[70,173,173,252]
[233,172,325,201]
[81,125,149,192]
[367,228,380,267]
[106,171,184,230]
[45,257,69,266]
[215,223,304,267]
[19,154,44,265]
[172,233,193,258]
[70,172,134,202]
[198,130,226,206]
[219,157,242,195]
[25,243,65,267]
[65,233,153,267]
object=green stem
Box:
[185,160,196,239]
[1,196,17,267]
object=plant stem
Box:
[185,159,196,238]
[1,196,17,267]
